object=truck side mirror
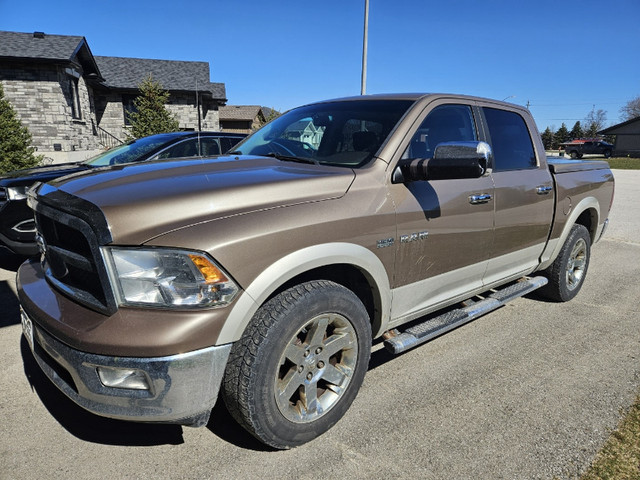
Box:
[393,141,492,183]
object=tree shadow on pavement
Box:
[21,338,185,446]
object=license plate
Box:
[20,308,34,351]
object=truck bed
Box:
[547,158,610,174]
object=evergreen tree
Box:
[569,121,583,140]
[541,126,555,150]
[257,107,281,129]
[0,83,43,174]
[126,75,179,140]
[553,123,570,149]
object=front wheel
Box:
[539,224,591,302]
[603,150,612,158]
[222,280,372,449]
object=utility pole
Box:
[361,0,369,95]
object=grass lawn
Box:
[581,394,640,479]
[606,157,640,170]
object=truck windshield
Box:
[232,100,414,168]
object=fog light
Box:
[97,366,150,390]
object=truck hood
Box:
[48,155,355,245]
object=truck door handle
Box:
[469,194,492,204]
[536,185,553,195]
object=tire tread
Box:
[222,280,369,448]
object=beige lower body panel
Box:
[388,244,543,330]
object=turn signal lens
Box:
[188,254,228,284]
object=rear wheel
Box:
[539,224,591,302]
[222,280,371,449]
[603,149,612,158]
[570,150,579,159]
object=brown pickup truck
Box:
[18,94,614,449]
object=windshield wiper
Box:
[264,152,319,165]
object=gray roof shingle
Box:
[94,56,226,99]
[219,105,263,121]
[0,30,86,61]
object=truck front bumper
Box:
[20,306,231,426]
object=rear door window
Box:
[482,107,536,170]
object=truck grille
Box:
[31,188,117,316]
[0,188,7,207]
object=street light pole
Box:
[361,0,369,95]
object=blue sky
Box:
[2,0,638,131]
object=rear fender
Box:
[538,196,600,270]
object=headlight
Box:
[103,247,239,308]
[6,186,29,200]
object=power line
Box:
[529,101,625,107]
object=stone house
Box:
[283,119,324,149]
[219,105,267,134]
[599,117,640,157]
[0,30,227,163]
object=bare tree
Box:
[619,95,640,121]
[583,108,607,137]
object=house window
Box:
[69,77,81,119]
[65,68,82,120]
[123,95,137,126]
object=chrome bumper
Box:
[21,308,231,426]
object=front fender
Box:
[216,242,391,344]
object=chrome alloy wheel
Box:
[275,313,358,423]
[566,237,588,291]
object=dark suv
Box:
[561,139,613,159]
[0,131,245,255]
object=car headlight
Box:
[102,247,239,308]
[6,186,29,200]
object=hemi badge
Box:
[377,238,395,248]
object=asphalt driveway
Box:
[0,170,638,480]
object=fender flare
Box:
[538,196,600,270]
[217,242,392,344]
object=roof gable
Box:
[0,30,85,61]
[0,30,101,77]
[599,116,640,135]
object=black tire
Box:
[570,150,579,159]
[603,150,612,158]
[222,280,372,449]
[539,224,591,302]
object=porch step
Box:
[384,276,548,355]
